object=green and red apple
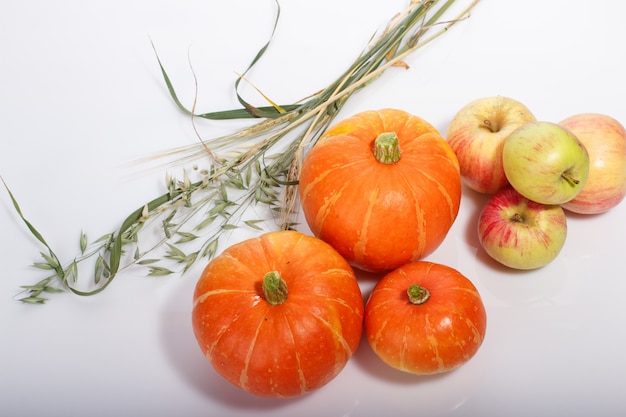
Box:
[446,96,536,194]
[503,121,590,205]
[477,187,567,270]
[559,113,626,214]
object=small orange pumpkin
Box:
[192,230,364,398]
[299,108,462,273]
[364,261,487,375]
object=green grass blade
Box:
[233,0,281,117]
[3,177,53,249]
[150,40,193,116]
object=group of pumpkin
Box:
[191,109,487,398]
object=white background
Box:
[1,1,625,416]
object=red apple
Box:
[446,96,536,194]
[559,113,626,214]
[477,187,567,270]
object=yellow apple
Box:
[502,121,590,205]
[559,113,626,214]
[446,96,536,194]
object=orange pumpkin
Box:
[364,261,487,375]
[299,108,462,273]
[191,230,364,398]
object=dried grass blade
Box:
[235,72,287,114]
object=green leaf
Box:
[244,165,253,188]
[165,243,186,259]
[175,232,198,244]
[94,233,113,244]
[182,252,199,272]
[137,259,160,265]
[19,296,47,305]
[3,179,52,249]
[94,255,108,285]
[202,240,219,259]
[228,172,246,190]
[243,219,265,230]
[208,200,234,217]
[148,266,174,277]
[43,286,65,294]
[194,215,216,231]
[39,251,60,270]
[20,284,46,291]
[79,230,88,253]
[65,261,79,284]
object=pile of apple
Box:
[446,96,626,269]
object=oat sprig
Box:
[6,0,479,303]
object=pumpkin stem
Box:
[262,271,288,306]
[407,284,430,305]
[374,132,401,164]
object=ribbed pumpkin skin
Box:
[299,109,462,273]
[192,230,364,398]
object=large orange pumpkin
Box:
[299,108,462,273]
[191,230,364,398]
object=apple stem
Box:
[510,212,525,223]
[561,172,580,186]
[374,132,402,164]
[407,284,430,305]
[482,119,499,133]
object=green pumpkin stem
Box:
[407,283,430,305]
[263,270,288,306]
[374,132,402,164]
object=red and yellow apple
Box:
[559,113,626,214]
[477,187,567,270]
[502,121,590,205]
[446,96,536,194]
